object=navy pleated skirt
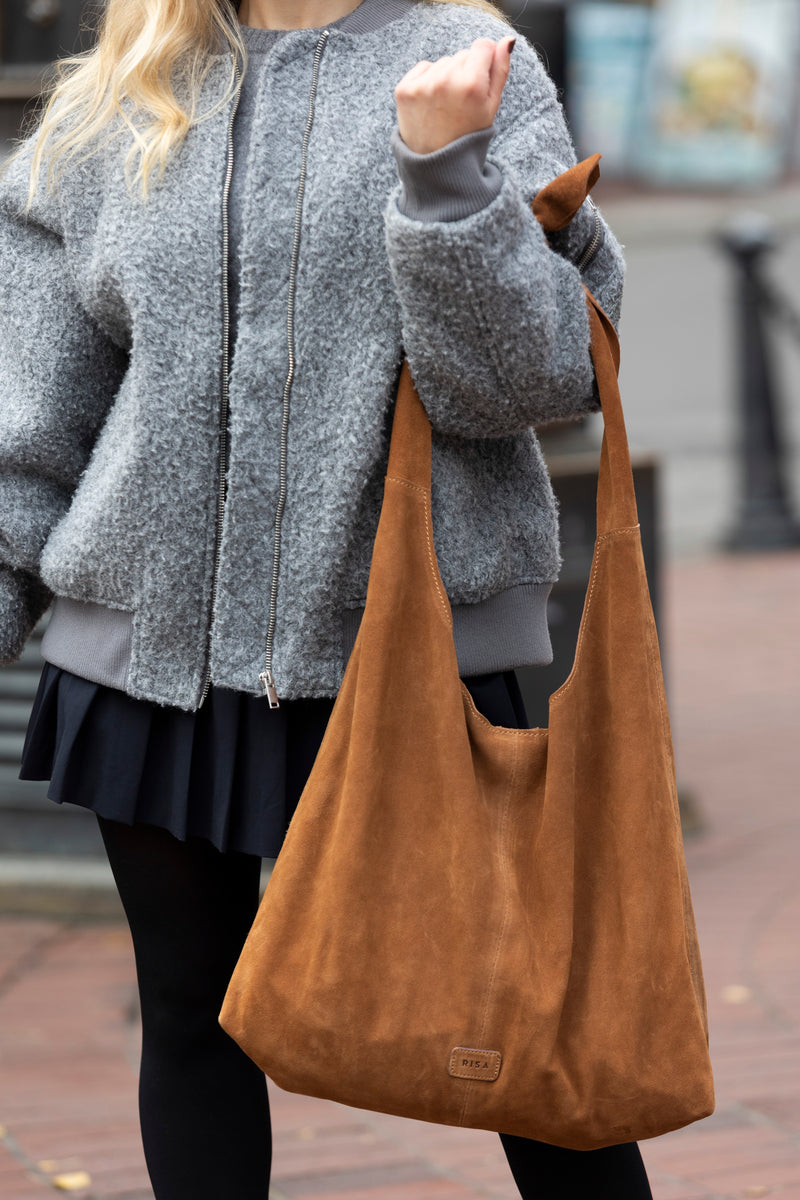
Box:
[19,662,530,859]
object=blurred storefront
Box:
[634,0,800,188]
[505,0,800,188]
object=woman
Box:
[0,0,650,1195]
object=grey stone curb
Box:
[599,178,800,247]
[0,855,275,918]
[0,855,123,918]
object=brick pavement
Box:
[0,550,798,1200]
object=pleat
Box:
[19,663,526,857]
[18,663,332,857]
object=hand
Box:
[395,35,516,156]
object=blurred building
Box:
[501,0,800,189]
[0,1,101,144]
[566,0,800,188]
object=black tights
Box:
[99,815,653,1200]
[98,816,270,1199]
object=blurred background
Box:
[1,2,799,1199]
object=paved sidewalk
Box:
[1,550,798,1200]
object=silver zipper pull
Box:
[259,669,280,709]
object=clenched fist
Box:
[395,35,516,156]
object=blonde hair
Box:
[4,0,511,211]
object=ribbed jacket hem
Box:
[343,580,554,677]
[39,583,553,703]
[41,597,133,691]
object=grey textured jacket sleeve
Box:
[0,142,129,662]
[383,35,624,439]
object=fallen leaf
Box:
[744,1187,770,1198]
[721,984,752,1005]
[52,1172,92,1191]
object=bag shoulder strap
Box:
[530,154,638,536]
[387,155,639,538]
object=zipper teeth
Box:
[261,28,330,696]
[199,56,243,709]
[576,198,602,274]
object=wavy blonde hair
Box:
[5,0,511,211]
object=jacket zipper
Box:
[198,56,243,709]
[576,198,602,273]
[258,28,330,708]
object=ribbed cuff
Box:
[390,125,503,223]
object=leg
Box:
[462,676,653,1200]
[97,816,270,1200]
[500,1134,652,1200]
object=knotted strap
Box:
[532,152,601,232]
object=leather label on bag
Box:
[448,1048,502,1082]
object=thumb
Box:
[488,35,516,107]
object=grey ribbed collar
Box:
[238,0,415,48]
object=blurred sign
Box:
[567,3,654,176]
[635,0,800,187]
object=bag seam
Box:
[549,525,640,705]
[385,474,452,629]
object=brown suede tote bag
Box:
[220,158,715,1151]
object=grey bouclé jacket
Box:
[0,0,624,710]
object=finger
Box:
[465,36,499,80]
[443,39,497,104]
[402,53,464,98]
[400,58,434,82]
[443,40,493,67]
[487,35,516,104]
[395,59,436,98]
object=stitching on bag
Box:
[597,524,640,542]
[549,526,640,705]
[459,737,517,1124]
[385,474,427,497]
[548,545,602,704]
[644,594,682,825]
[421,493,454,629]
[460,683,548,737]
[386,474,452,628]
[633,561,701,994]
[650,612,703,992]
